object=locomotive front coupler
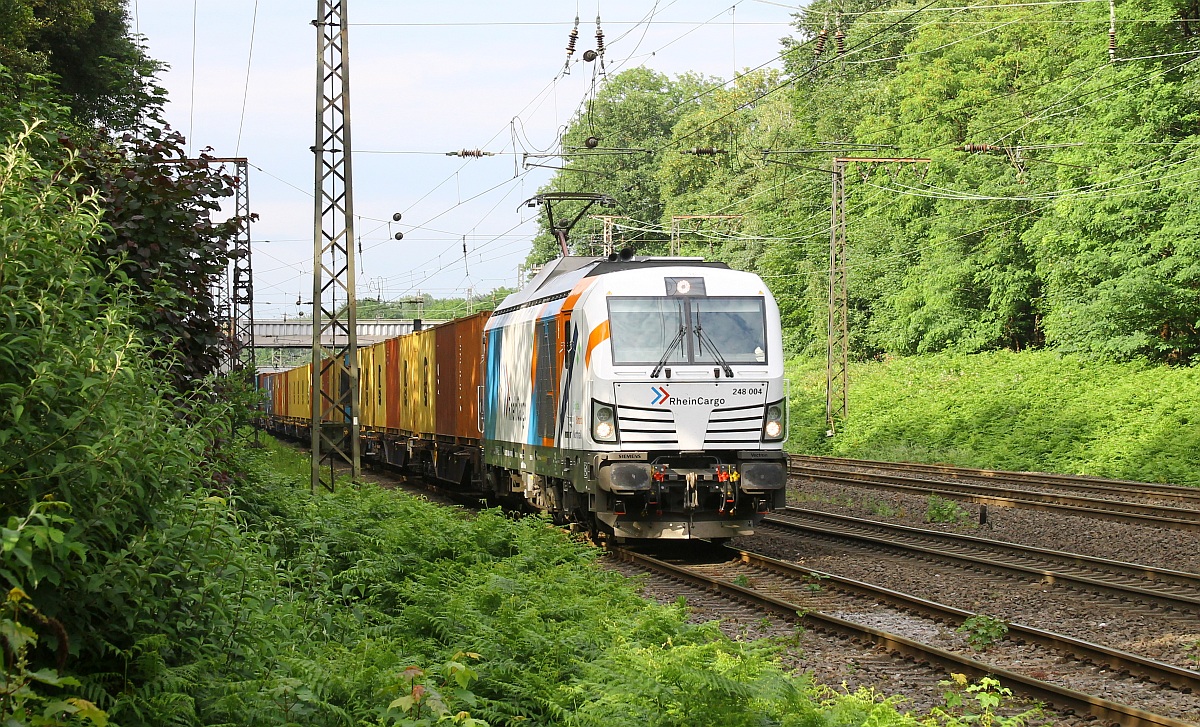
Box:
[596,453,740,495]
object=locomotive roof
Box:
[494,255,732,315]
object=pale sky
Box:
[131,1,803,320]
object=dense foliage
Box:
[0,0,157,128]
[786,350,1200,485]
[1,1,246,389]
[0,127,243,722]
[532,0,1200,365]
[11,433,1048,726]
[74,126,251,389]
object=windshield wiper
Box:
[694,315,734,378]
[650,324,686,379]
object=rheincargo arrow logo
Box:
[650,386,669,405]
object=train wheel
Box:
[586,513,601,546]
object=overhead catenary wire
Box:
[345,1,806,301]
[234,0,259,156]
[250,0,1171,316]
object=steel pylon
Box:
[311,0,360,492]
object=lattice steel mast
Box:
[212,265,231,369]
[311,0,360,492]
[762,149,929,436]
[826,160,848,437]
[229,159,255,373]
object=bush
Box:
[0,125,245,722]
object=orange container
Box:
[432,311,489,440]
[384,337,401,430]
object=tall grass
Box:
[787,350,1200,486]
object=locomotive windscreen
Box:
[608,297,687,365]
[608,296,767,366]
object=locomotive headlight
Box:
[762,400,786,442]
[593,401,619,443]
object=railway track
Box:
[613,545,1200,726]
[788,457,1200,532]
[789,455,1200,506]
[766,507,1200,614]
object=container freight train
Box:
[258,254,789,540]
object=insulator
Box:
[687,147,728,156]
[446,149,493,157]
[815,28,827,56]
[835,28,845,56]
[595,17,605,56]
[566,27,579,55]
[1108,27,1117,61]
[961,143,999,153]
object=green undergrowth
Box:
[163,440,915,725]
[786,351,1200,486]
[17,435,1036,726]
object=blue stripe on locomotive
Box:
[484,326,502,441]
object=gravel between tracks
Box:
[711,476,1200,720]
[783,477,1200,574]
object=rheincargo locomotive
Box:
[259,253,789,540]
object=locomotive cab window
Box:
[691,298,768,365]
[607,296,767,366]
[608,297,687,366]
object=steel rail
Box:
[729,547,1200,693]
[613,547,1198,727]
[789,454,1200,504]
[766,507,1200,611]
[789,463,1200,531]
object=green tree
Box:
[73,127,250,388]
[526,68,710,266]
[0,0,158,128]
[0,127,241,679]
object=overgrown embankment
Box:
[786,351,1200,486]
[80,437,1002,726]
